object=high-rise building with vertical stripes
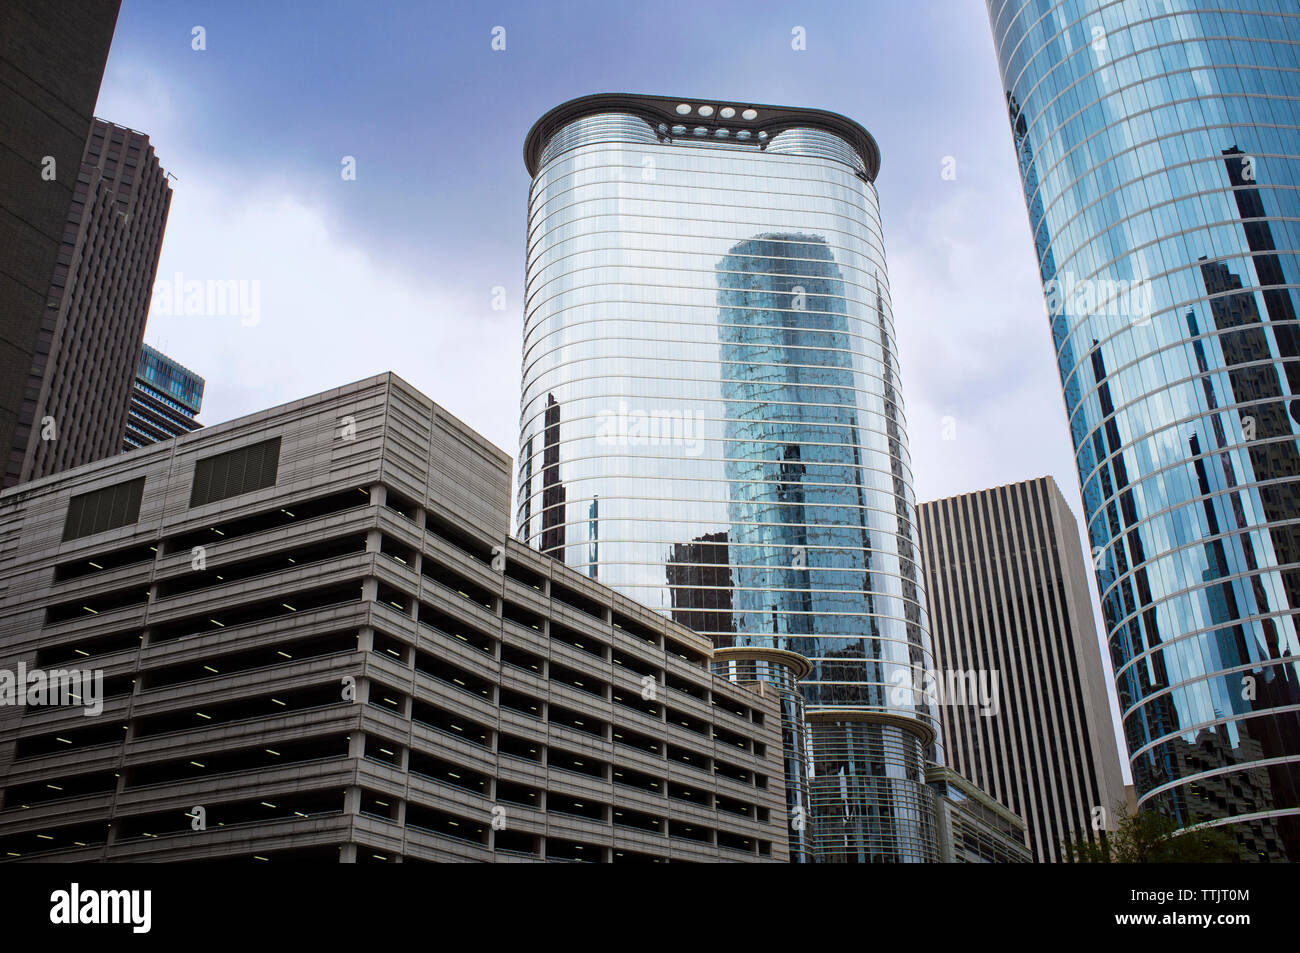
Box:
[917,476,1125,861]
[988,0,1300,859]
[6,118,172,486]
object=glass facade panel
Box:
[988,0,1300,860]
[138,343,204,413]
[519,95,939,861]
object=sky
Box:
[95,0,1127,771]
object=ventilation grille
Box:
[63,478,146,541]
[190,437,281,508]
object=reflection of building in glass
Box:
[587,496,599,579]
[666,530,733,635]
[518,93,940,861]
[715,234,937,861]
[540,394,566,559]
[1161,730,1288,861]
[717,234,873,686]
[123,344,204,451]
[1201,168,1300,612]
[1221,146,1300,425]
[990,0,1300,857]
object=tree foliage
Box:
[1062,805,1240,863]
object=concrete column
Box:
[351,676,369,710]
[348,730,366,759]
[343,785,363,815]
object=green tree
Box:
[1062,805,1240,863]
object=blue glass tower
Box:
[519,95,940,861]
[989,0,1300,859]
[718,235,914,706]
[123,344,204,451]
[717,233,936,860]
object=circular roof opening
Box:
[698,105,714,117]
[720,107,736,119]
[675,103,692,115]
[741,108,758,120]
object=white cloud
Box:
[97,58,519,460]
[892,180,1128,779]
[95,57,179,132]
[892,176,1079,508]
[141,171,520,460]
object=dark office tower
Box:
[0,2,122,487]
[6,118,172,486]
[989,0,1300,858]
[123,344,204,451]
[917,478,1125,862]
[519,94,939,861]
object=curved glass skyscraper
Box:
[989,1,1300,859]
[518,94,939,861]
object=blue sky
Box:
[98,0,1070,503]
[97,0,1128,775]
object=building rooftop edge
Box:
[140,342,205,388]
[918,474,1069,509]
[0,371,512,501]
[523,92,881,180]
[925,764,1026,829]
